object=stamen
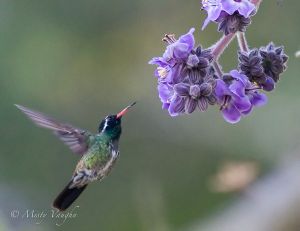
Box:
[162,34,177,44]
[220,95,230,110]
[202,0,219,8]
[157,67,169,78]
[246,87,261,92]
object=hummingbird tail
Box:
[52,181,87,211]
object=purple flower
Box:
[150,28,216,116]
[238,49,266,84]
[157,82,185,116]
[260,42,289,83]
[157,82,173,109]
[215,78,247,123]
[201,0,256,31]
[150,29,215,85]
[217,11,251,35]
[238,49,275,92]
[229,70,267,115]
[157,76,217,116]
[173,77,217,114]
[149,28,196,84]
[222,0,256,17]
[201,0,223,30]
[238,44,288,92]
[149,29,214,84]
[149,0,287,123]
[163,28,195,61]
[215,70,267,123]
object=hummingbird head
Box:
[98,102,136,140]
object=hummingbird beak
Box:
[116,102,136,119]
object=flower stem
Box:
[213,61,223,78]
[212,33,236,61]
[237,32,249,52]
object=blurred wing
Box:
[15,104,94,155]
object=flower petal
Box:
[229,80,246,98]
[214,79,230,101]
[238,1,255,18]
[168,96,185,116]
[229,70,248,85]
[149,57,169,66]
[158,83,173,103]
[185,98,197,114]
[178,28,195,51]
[202,6,222,30]
[232,95,251,112]
[173,43,190,59]
[200,83,213,96]
[251,92,268,107]
[202,18,212,30]
[221,0,239,15]
[241,105,253,115]
[198,97,208,111]
[174,83,190,96]
[222,103,241,124]
[169,64,185,84]
[162,103,170,110]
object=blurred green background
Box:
[1,0,300,230]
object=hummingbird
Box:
[15,102,136,211]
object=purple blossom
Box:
[157,76,216,116]
[157,82,185,116]
[222,0,256,17]
[149,28,213,85]
[260,42,289,83]
[149,28,196,84]
[238,44,288,92]
[201,0,223,30]
[201,0,256,30]
[149,0,286,124]
[163,28,195,61]
[238,49,276,92]
[173,77,216,114]
[217,11,251,35]
[157,82,173,109]
[150,28,215,116]
[215,70,267,123]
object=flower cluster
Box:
[149,28,217,116]
[149,0,288,123]
[238,43,288,92]
[201,0,256,35]
[215,70,267,123]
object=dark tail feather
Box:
[52,181,87,211]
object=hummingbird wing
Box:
[15,104,94,155]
